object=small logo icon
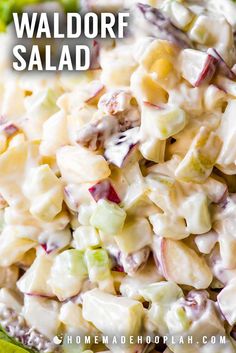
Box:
[53,334,63,345]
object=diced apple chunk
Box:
[175,127,222,183]
[40,110,69,157]
[165,303,191,333]
[60,301,95,334]
[195,230,218,255]
[216,76,236,97]
[57,146,111,184]
[0,288,23,314]
[139,39,178,82]
[189,15,211,45]
[145,302,167,336]
[163,1,193,29]
[140,40,175,69]
[39,228,71,254]
[83,81,105,105]
[17,255,54,297]
[0,226,36,267]
[23,165,63,222]
[217,280,236,325]
[115,218,152,255]
[217,100,236,171]
[23,295,60,339]
[88,180,121,204]
[78,204,96,226]
[189,14,233,64]
[120,259,162,300]
[90,199,126,235]
[159,238,213,289]
[100,44,137,87]
[204,85,226,111]
[82,288,144,336]
[140,281,183,303]
[139,138,166,163]
[0,142,38,208]
[180,193,211,234]
[179,49,218,87]
[131,68,168,106]
[23,88,59,140]
[141,103,186,140]
[218,234,236,269]
[149,213,189,240]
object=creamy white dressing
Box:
[0,0,236,352]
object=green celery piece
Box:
[64,249,88,277]
[90,199,126,235]
[85,248,111,282]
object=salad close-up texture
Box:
[1,0,236,352]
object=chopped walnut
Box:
[76,90,140,151]
[76,116,119,151]
[98,90,132,115]
[98,90,141,131]
[108,245,150,276]
[0,305,60,353]
[118,108,141,132]
[120,246,150,275]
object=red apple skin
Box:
[88,179,121,204]
[195,55,218,87]
[159,238,213,289]
[208,48,236,80]
[3,124,19,137]
[143,101,162,109]
[64,186,80,211]
[112,264,125,272]
[85,83,105,105]
[40,243,58,254]
[25,292,55,299]
[137,3,192,49]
